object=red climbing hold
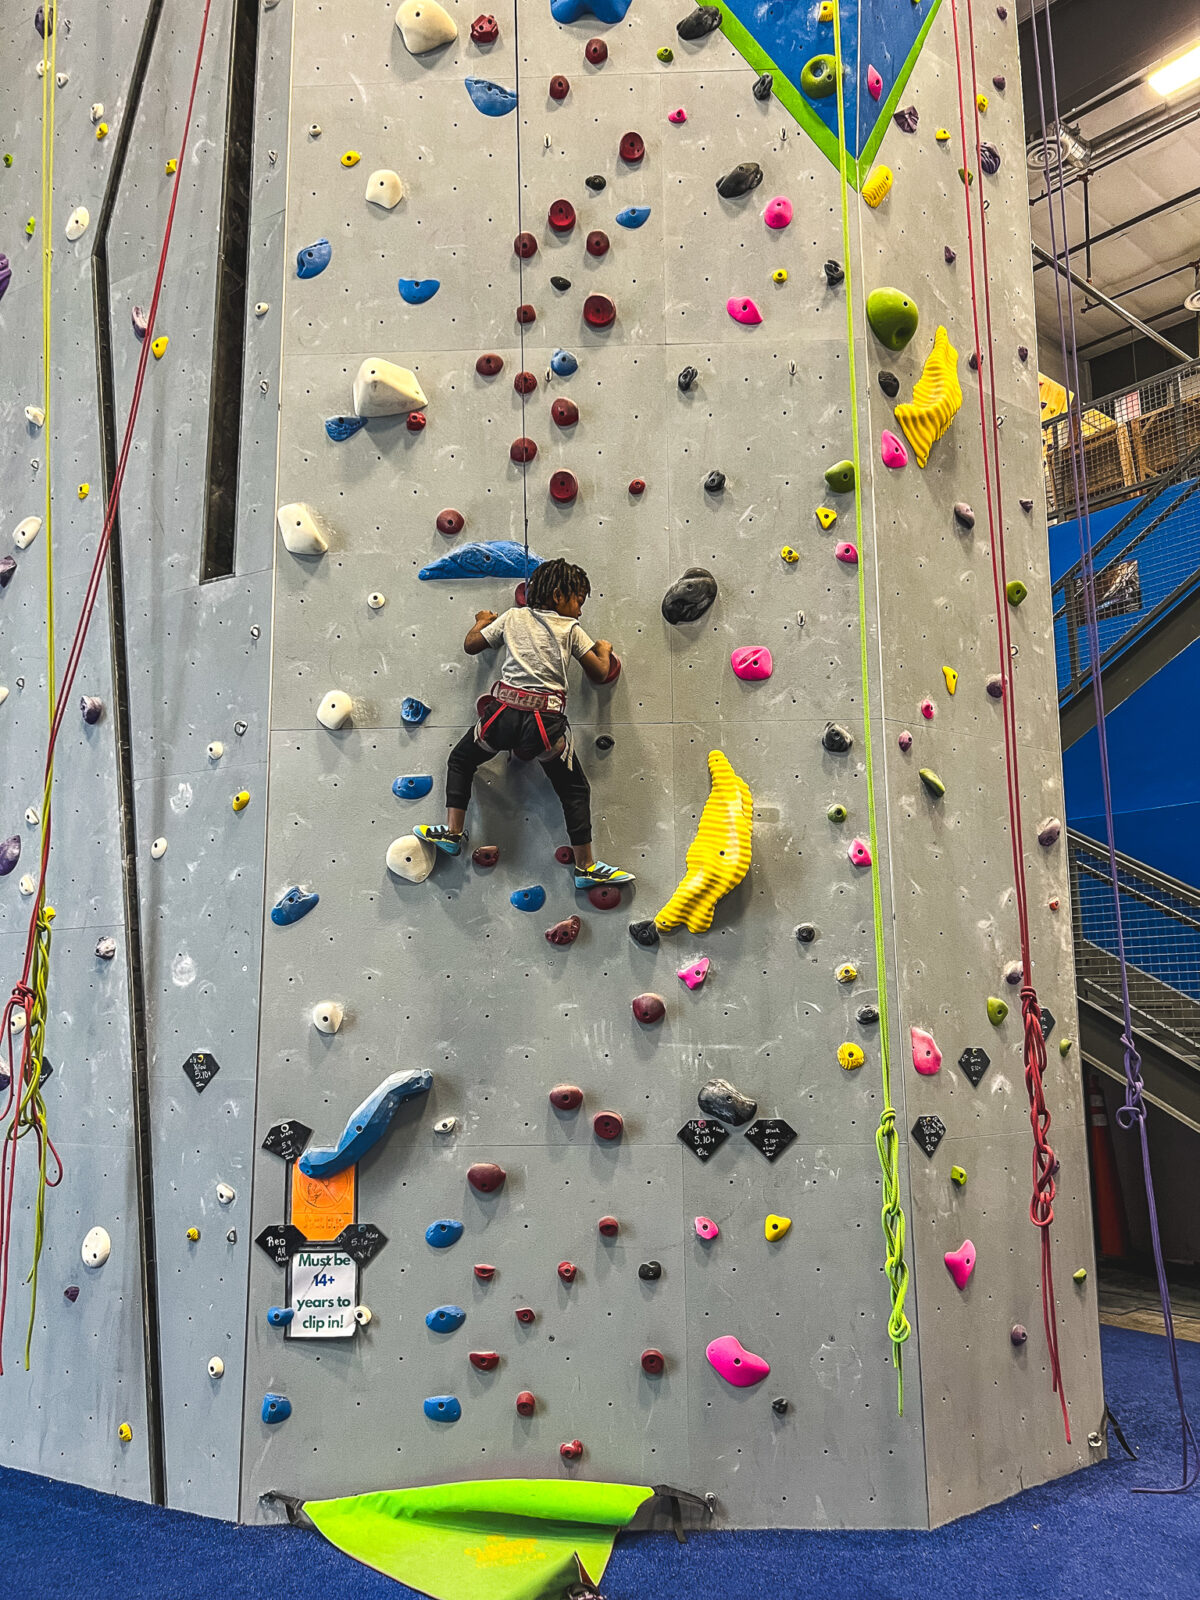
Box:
[406,412,427,433]
[586,230,610,258]
[560,1439,584,1461]
[549,74,570,100]
[585,37,607,64]
[583,294,616,328]
[514,582,527,606]
[551,398,579,427]
[513,370,538,395]
[557,1260,578,1283]
[471,12,499,42]
[473,845,500,867]
[587,882,621,910]
[593,1110,624,1141]
[597,1215,619,1237]
[474,1264,496,1281]
[632,993,666,1024]
[510,437,538,463]
[516,304,537,325]
[619,131,645,164]
[467,1161,507,1194]
[437,509,465,536]
[516,1390,536,1415]
[469,1350,500,1370]
[548,198,576,233]
[514,232,539,259]
[641,1348,665,1376]
[549,470,578,504]
[555,845,575,865]
[476,352,504,377]
[628,478,646,495]
[549,1083,584,1111]
[515,1306,537,1325]
[545,915,581,946]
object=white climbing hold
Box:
[90,103,104,122]
[150,837,168,859]
[254,302,270,316]
[65,206,90,241]
[367,592,387,611]
[207,1356,225,1378]
[352,358,427,417]
[308,123,322,137]
[24,807,39,826]
[13,517,41,549]
[10,1007,26,1034]
[312,1000,344,1034]
[386,833,436,883]
[316,689,352,730]
[24,406,44,427]
[365,169,405,209]
[56,71,69,88]
[81,1226,111,1268]
[95,936,117,960]
[216,1182,236,1204]
[207,741,224,759]
[434,1115,458,1135]
[277,502,329,556]
[18,874,34,896]
[0,689,8,706]
[394,0,458,54]
[354,1305,373,1326]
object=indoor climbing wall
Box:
[241,0,1103,1530]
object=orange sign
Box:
[290,1164,355,1241]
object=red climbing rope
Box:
[0,0,215,1371]
[949,0,1070,1441]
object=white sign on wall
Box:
[287,1248,358,1338]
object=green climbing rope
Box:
[831,1,912,1413]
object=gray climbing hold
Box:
[893,106,919,132]
[824,260,844,287]
[299,1066,434,1179]
[662,567,717,624]
[753,72,773,101]
[822,722,853,754]
[878,370,899,398]
[953,502,975,530]
[716,163,763,198]
[629,919,660,947]
[704,470,726,493]
[697,1078,757,1125]
[677,5,722,39]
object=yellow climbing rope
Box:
[832,2,912,1413]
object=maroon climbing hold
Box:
[1011,1324,1027,1345]
[641,1348,665,1376]
[968,352,979,371]
[515,1306,537,1325]
[629,478,646,495]
[471,12,499,42]
[514,370,538,395]
[469,1350,500,1370]
[585,37,607,64]
[632,993,666,1025]
[993,74,1006,90]
[588,883,621,910]
[944,245,957,264]
[474,1263,496,1279]
[64,1285,80,1302]
[551,398,579,427]
[477,353,504,377]
[586,230,610,258]
[619,131,645,164]
[473,845,500,867]
[514,583,527,606]
[510,437,538,463]
[1018,346,1028,362]
[557,1260,577,1283]
[555,845,575,865]
[598,1216,619,1239]
[468,1161,507,1194]
[437,509,465,536]
[593,1110,623,1141]
[549,470,578,503]
[560,1439,584,1461]
[548,198,576,233]
[516,1390,536,1415]
[550,1083,584,1111]
[516,304,537,325]
[583,294,616,328]
[986,674,1004,699]
[546,915,581,946]
[406,411,427,432]
[549,74,570,100]
[514,232,539,259]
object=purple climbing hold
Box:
[0,254,11,304]
[993,74,1007,91]
[1037,817,1062,848]
[35,2,52,37]
[898,730,913,752]
[64,1285,80,1302]
[132,305,148,340]
[968,352,979,372]
[979,142,1001,176]
[893,106,919,134]
[1018,346,1029,362]
[0,557,16,589]
[986,674,1004,699]
[944,246,956,265]
[0,836,21,876]
[1011,1323,1027,1345]
[80,696,104,724]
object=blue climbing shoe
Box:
[415,824,467,857]
[574,860,635,888]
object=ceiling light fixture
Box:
[1148,41,1200,97]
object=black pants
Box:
[445,701,592,845]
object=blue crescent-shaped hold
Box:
[424,1394,463,1421]
[298,1066,434,1180]
[271,885,319,926]
[266,1306,294,1328]
[511,885,547,912]
[325,414,368,442]
[419,540,543,581]
[401,697,432,726]
[425,1218,465,1249]
[550,348,578,377]
[393,775,434,800]
[296,238,331,278]
[465,77,518,116]
[616,205,651,229]
[550,0,633,18]
[426,1304,466,1333]
[262,1393,292,1424]
[398,277,441,305]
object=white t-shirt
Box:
[480,606,595,694]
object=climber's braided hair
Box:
[526,557,591,611]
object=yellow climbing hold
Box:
[835,962,858,984]
[764,1213,791,1241]
[655,750,752,935]
[118,1422,133,1443]
[838,1041,865,1071]
[772,268,788,284]
[341,150,362,167]
[935,127,950,142]
[950,1165,967,1186]
[1059,1038,1072,1057]
[152,336,169,359]
[165,158,177,174]
[976,93,989,112]
[815,505,838,530]
[780,545,798,564]
[186,1227,200,1241]
[942,665,957,695]
[1073,1267,1088,1283]
[862,164,893,207]
[96,122,108,140]
[818,0,834,17]
[77,483,89,500]
[232,791,250,812]
[25,217,36,237]
[894,326,963,468]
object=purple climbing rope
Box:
[1028,0,1197,1494]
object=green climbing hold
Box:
[827,803,847,823]
[1073,1267,1088,1283]
[950,1165,967,1186]
[657,45,673,60]
[1006,579,1028,606]
[866,287,919,351]
[824,460,855,494]
[1059,1038,1072,1056]
[25,216,36,237]
[918,768,945,798]
[800,54,838,99]
[987,996,1009,1025]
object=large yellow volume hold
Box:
[861,164,893,207]
[894,325,963,468]
[655,750,753,935]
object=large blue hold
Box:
[393,775,434,800]
[298,1066,434,1180]
[398,278,441,305]
[426,1304,466,1333]
[615,206,651,229]
[424,1394,462,1422]
[550,348,578,377]
[325,414,367,442]
[511,885,546,912]
[271,885,319,926]
[296,238,331,278]
[419,541,542,581]
[262,1393,291,1424]
[425,1218,464,1249]
[465,78,518,117]
[550,0,632,18]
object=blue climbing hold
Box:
[401,697,432,726]
[262,1393,292,1424]
[550,348,578,377]
[266,1306,294,1328]
[550,0,632,18]
[511,885,547,912]
[398,278,441,305]
[296,238,331,278]
[424,1394,463,1422]
[393,775,434,800]
[271,885,319,926]
[615,206,651,229]
[325,414,368,442]
[464,78,518,117]
[426,1304,466,1333]
[298,1066,435,1180]
[419,541,543,581]
[425,1218,465,1249]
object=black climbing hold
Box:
[892,105,919,133]
[795,923,816,943]
[823,260,844,287]
[595,735,615,751]
[743,1118,797,1162]
[752,72,773,102]
[704,470,726,494]
[968,352,979,372]
[255,1223,307,1266]
[953,502,975,530]
[1017,347,1029,363]
[979,142,1001,176]
[822,721,853,754]
[678,365,698,392]
[1039,1006,1055,1042]
[676,4,722,40]
[911,1114,946,1158]
[629,919,660,947]
[182,1051,221,1094]
[662,566,717,624]
[261,1119,313,1163]
[550,275,572,291]
[638,1260,662,1281]
[856,1003,880,1025]
[584,174,607,191]
[715,163,763,198]
[697,1077,757,1126]
[677,1118,730,1162]
[337,1222,388,1265]
[878,370,900,399]
[771,1397,789,1415]
[993,74,1007,90]
[957,1047,990,1088]
[1019,497,1034,512]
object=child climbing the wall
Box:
[417,558,635,888]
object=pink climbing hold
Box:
[678,957,710,990]
[726,296,762,326]
[834,542,858,565]
[944,1239,977,1290]
[668,107,687,124]
[706,1334,770,1387]
[881,429,908,469]
[898,730,913,752]
[848,837,871,868]
[730,646,773,681]
[762,196,792,230]
[694,1216,719,1241]
[911,1026,942,1076]
[867,64,883,101]
[920,698,935,720]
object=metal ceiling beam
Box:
[1032,186,1200,274]
[1031,243,1191,359]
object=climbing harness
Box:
[1026,0,1197,1489]
[832,2,911,1414]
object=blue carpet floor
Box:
[2,1325,1196,1600]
